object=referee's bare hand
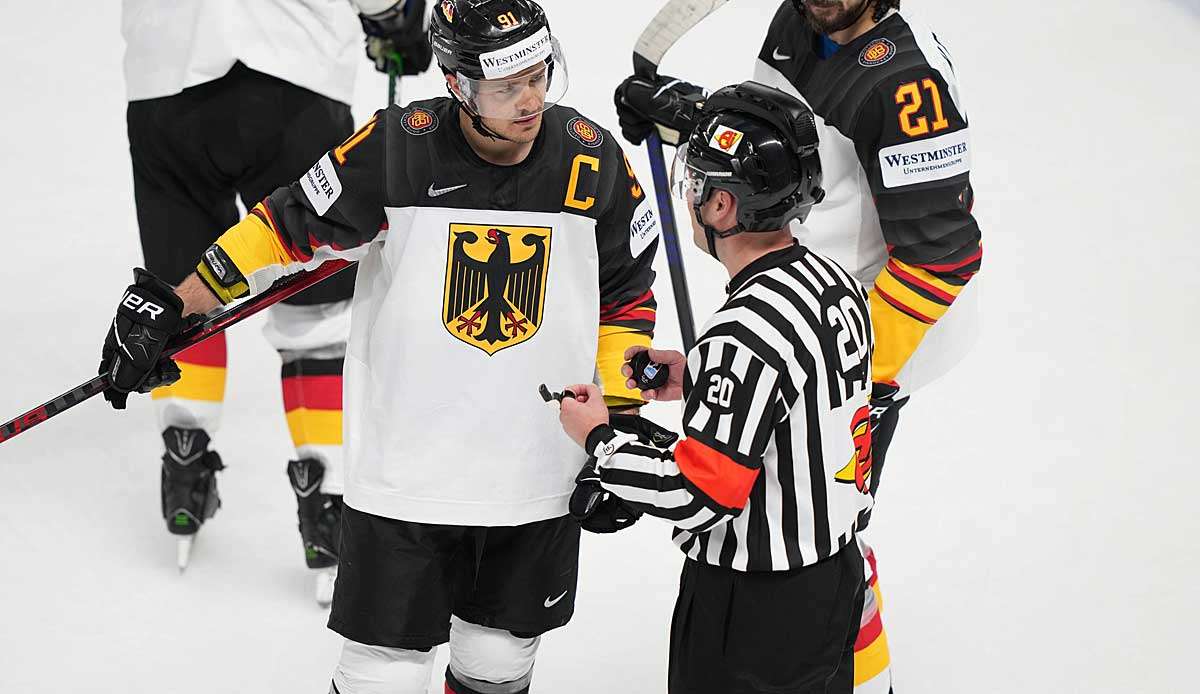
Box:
[622,346,686,402]
[559,383,609,448]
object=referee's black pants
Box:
[668,541,865,694]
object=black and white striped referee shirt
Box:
[585,242,875,571]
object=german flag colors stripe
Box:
[151,333,227,404]
[281,358,344,450]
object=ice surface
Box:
[1,1,1197,692]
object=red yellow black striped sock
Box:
[281,357,343,481]
[152,333,227,431]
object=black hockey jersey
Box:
[195,99,660,525]
[755,6,982,393]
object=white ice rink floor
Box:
[1,1,1197,692]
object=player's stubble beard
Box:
[801,0,874,35]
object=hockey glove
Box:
[360,0,432,76]
[613,74,706,146]
[869,382,905,433]
[568,413,680,534]
[99,268,185,409]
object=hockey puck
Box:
[628,350,669,390]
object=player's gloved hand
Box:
[622,345,687,402]
[569,456,642,534]
[568,414,678,534]
[613,74,706,146]
[869,381,902,431]
[98,268,185,410]
[360,0,432,76]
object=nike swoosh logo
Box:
[772,48,791,61]
[428,183,468,197]
[544,590,568,608]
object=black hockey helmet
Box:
[429,0,568,128]
[672,81,824,256]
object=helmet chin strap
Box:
[445,81,515,143]
[693,203,744,262]
[464,103,515,142]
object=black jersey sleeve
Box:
[852,66,983,384]
[594,144,660,407]
[195,110,389,303]
[586,336,781,531]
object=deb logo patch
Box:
[300,154,342,216]
[708,125,744,155]
[858,38,896,67]
[402,107,439,136]
[878,129,971,188]
[629,196,660,258]
[568,117,603,148]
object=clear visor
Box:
[455,39,569,120]
[670,145,728,205]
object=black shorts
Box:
[668,543,865,694]
[126,62,356,305]
[328,505,582,650]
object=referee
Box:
[559,82,875,693]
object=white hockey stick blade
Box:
[177,536,195,574]
[315,567,337,607]
[633,0,731,76]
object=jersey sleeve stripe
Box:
[597,325,651,406]
[885,259,957,304]
[873,285,937,325]
[674,437,761,511]
[875,266,952,321]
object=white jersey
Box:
[195,101,660,526]
[121,0,393,103]
[753,7,982,394]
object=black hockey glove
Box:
[613,74,706,146]
[98,268,185,409]
[568,413,680,534]
[569,457,642,534]
[360,0,432,76]
[869,382,905,432]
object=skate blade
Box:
[314,567,337,607]
[177,536,195,573]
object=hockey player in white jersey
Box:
[120,0,432,596]
[559,81,875,693]
[614,1,984,688]
[98,1,660,691]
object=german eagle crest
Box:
[443,223,552,355]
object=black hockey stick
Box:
[0,260,355,446]
[633,0,730,351]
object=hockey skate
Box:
[160,427,224,572]
[287,458,343,606]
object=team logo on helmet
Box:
[858,38,896,67]
[834,405,874,494]
[440,0,455,22]
[708,125,745,155]
[402,108,439,136]
[567,117,603,148]
[442,224,552,356]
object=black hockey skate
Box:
[287,458,343,606]
[160,427,224,571]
